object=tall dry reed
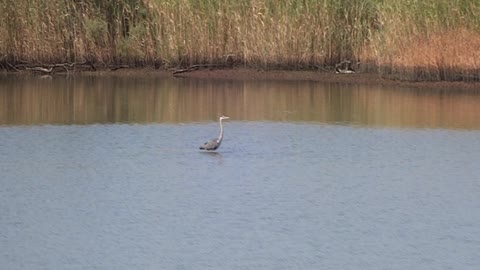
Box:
[0,0,479,81]
[368,0,480,81]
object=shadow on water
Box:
[197,150,225,166]
[198,151,223,158]
[1,73,480,129]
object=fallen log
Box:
[172,64,227,75]
[26,66,54,74]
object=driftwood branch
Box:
[7,62,131,73]
[172,64,227,75]
[7,62,20,72]
[109,65,129,71]
[25,63,71,74]
[26,66,54,73]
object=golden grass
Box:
[368,0,480,81]
[396,29,480,80]
[0,0,479,81]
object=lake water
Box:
[1,73,480,270]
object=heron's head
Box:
[220,115,230,120]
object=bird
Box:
[200,115,230,151]
[335,66,355,74]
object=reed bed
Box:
[0,0,479,81]
[370,0,480,81]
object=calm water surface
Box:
[1,74,480,269]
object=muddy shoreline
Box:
[3,67,480,91]
[171,68,480,91]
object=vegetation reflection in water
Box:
[0,74,479,129]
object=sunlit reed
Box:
[0,0,479,81]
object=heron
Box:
[200,115,230,151]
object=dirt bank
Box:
[3,66,479,91]
[172,68,480,91]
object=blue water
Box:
[1,122,479,270]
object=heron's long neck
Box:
[217,119,224,141]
